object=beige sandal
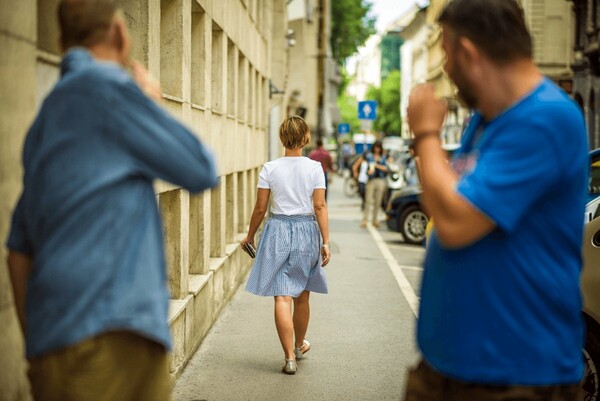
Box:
[294,339,310,360]
[282,358,297,374]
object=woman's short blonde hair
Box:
[279,116,310,150]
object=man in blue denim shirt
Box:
[6,1,218,399]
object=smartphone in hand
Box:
[242,242,257,258]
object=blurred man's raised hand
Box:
[407,84,448,137]
[130,60,162,101]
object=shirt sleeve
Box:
[6,195,33,255]
[111,79,218,194]
[456,120,560,234]
[313,163,326,189]
[258,165,269,189]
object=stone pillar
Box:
[159,189,190,299]
[238,170,249,233]
[160,0,184,98]
[148,0,161,79]
[191,4,210,107]
[211,23,226,113]
[227,39,238,117]
[225,173,238,243]
[189,191,211,275]
[238,55,248,123]
[0,0,36,398]
[210,177,226,257]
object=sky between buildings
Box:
[372,0,425,33]
[345,1,430,76]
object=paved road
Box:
[173,175,425,401]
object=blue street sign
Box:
[338,123,350,135]
[358,100,377,120]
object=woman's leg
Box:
[363,180,375,223]
[372,178,386,224]
[274,296,295,359]
[359,182,366,210]
[293,291,311,348]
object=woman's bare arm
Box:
[313,189,331,266]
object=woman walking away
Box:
[241,116,331,375]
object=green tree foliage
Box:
[366,70,402,136]
[338,66,351,96]
[337,93,361,134]
[331,0,376,65]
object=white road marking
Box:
[368,225,420,317]
[397,265,423,271]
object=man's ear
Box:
[457,36,480,65]
[113,17,131,65]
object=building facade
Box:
[424,0,573,145]
[425,0,465,145]
[347,34,382,102]
[287,0,340,140]
[0,0,290,397]
[569,0,600,149]
[399,5,428,139]
[521,0,573,83]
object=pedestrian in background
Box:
[242,116,330,375]
[405,0,587,400]
[6,1,218,400]
[351,151,369,210]
[356,141,388,228]
[308,138,334,200]
[340,139,355,171]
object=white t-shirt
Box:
[258,156,326,215]
[357,160,369,184]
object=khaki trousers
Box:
[403,360,583,401]
[28,331,171,401]
[363,177,387,223]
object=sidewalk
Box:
[173,175,420,401]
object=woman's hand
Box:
[321,243,331,267]
[240,236,255,254]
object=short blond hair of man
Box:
[279,116,310,150]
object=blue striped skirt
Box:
[245,214,328,297]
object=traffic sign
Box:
[338,123,350,135]
[358,100,377,120]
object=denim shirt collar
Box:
[60,48,95,77]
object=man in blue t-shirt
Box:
[6,1,217,400]
[404,0,587,400]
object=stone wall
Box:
[0,0,286,397]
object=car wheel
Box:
[399,205,428,245]
[583,313,600,401]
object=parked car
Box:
[581,215,600,400]
[589,148,600,203]
[385,144,459,245]
[384,148,410,206]
[385,184,427,245]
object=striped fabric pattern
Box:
[245,214,328,297]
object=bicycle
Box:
[343,171,360,198]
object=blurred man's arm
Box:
[408,85,495,248]
[114,72,218,193]
[7,250,32,335]
[6,194,34,335]
[412,136,495,248]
